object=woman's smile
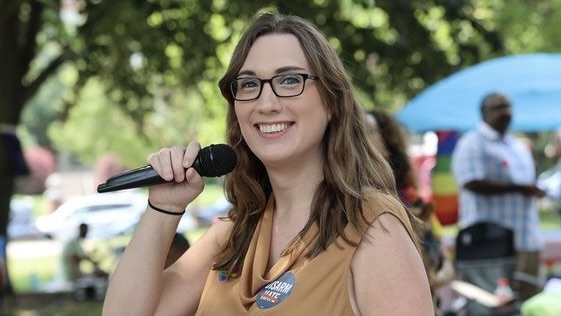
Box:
[257,122,293,134]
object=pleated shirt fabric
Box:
[195,191,417,315]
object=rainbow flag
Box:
[432,131,460,225]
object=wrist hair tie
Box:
[148,199,185,216]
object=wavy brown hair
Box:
[214,12,398,277]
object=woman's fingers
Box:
[170,145,187,183]
[183,141,201,174]
[147,141,202,182]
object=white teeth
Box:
[259,123,289,133]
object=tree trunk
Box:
[1,2,63,298]
[0,133,26,296]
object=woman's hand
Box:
[146,141,205,214]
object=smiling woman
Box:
[103,12,434,316]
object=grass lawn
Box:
[539,208,561,230]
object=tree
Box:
[45,0,511,164]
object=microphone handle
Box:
[97,165,166,193]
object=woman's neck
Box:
[267,158,324,219]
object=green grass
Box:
[9,256,59,293]
[539,208,561,230]
[7,229,209,293]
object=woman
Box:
[103,12,433,316]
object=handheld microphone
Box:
[97,144,237,193]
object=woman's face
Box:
[234,33,331,167]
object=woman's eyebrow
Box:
[275,66,307,73]
[237,70,256,77]
[237,66,308,77]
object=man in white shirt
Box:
[452,92,545,301]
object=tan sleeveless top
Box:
[195,191,418,315]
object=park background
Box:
[2,0,561,314]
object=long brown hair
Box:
[215,12,397,276]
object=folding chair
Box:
[454,221,521,316]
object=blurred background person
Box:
[62,223,93,283]
[61,223,108,299]
[164,233,191,269]
[451,92,545,301]
[368,109,454,315]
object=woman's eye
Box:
[240,79,260,89]
[279,75,302,85]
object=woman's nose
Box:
[255,83,281,111]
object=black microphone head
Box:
[193,144,237,177]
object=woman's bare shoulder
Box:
[351,213,433,315]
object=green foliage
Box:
[48,79,150,167]
[19,64,77,149]
[488,0,561,53]
[9,0,561,168]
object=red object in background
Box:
[15,146,56,194]
[94,153,127,186]
[410,154,435,203]
[432,195,458,225]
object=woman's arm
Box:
[155,220,232,315]
[102,208,187,316]
[351,213,434,316]
[102,142,208,315]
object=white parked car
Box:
[36,190,198,241]
[35,191,148,241]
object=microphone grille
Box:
[195,144,238,177]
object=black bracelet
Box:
[147,199,185,216]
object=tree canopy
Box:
[5,0,559,162]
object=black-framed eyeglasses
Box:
[229,73,319,101]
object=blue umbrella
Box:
[396,53,561,133]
